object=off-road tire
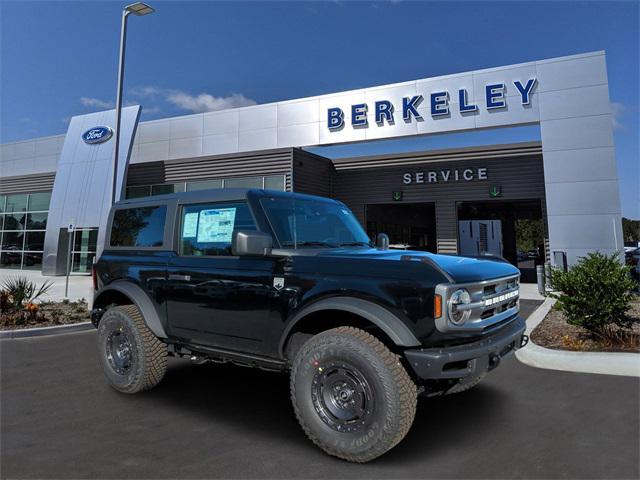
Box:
[446,371,486,395]
[290,326,417,463]
[97,305,167,394]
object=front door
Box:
[165,200,276,354]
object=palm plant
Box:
[1,276,53,311]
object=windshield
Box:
[260,197,371,248]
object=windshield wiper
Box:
[282,241,339,248]
[337,241,371,247]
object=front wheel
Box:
[97,305,167,394]
[290,327,417,463]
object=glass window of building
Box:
[126,185,152,199]
[125,175,286,200]
[264,175,285,191]
[186,179,223,191]
[151,183,184,196]
[0,192,51,270]
[72,228,99,273]
[224,177,263,189]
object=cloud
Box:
[129,85,163,98]
[165,91,256,113]
[80,97,114,109]
[129,85,256,114]
[610,101,625,130]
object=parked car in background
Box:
[625,247,640,282]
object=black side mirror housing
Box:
[376,233,389,250]
[232,230,273,256]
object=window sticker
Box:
[183,212,199,238]
[197,208,237,243]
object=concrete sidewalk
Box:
[0,269,93,305]
[517,297,640,377]
[519,282,544,300]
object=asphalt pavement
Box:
[1,300,638,479]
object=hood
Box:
[313,248,520,284]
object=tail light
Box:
[434,294,442,319]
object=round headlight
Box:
[448,289,471,325]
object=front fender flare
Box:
[93,281,167,339]
[279,296,421,356]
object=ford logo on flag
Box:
[82,126,113,144]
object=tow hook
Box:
[519,334,530,349]
[488,354,501,370]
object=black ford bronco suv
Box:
[92,188,528,462]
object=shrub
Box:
[1,276,53,311]
[550,252,636,332]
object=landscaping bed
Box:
[1,276,90,331]
[531,297,640,353]
[1,299,90,331]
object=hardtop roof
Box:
[114,188,339,207]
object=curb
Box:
[0,322,94,339]
[516,298,640,378]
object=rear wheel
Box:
[97,305,167,394]
[290,327,417,463]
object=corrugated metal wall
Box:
[127,149,295,191]
[0,173,56,194]
[291,149,335,197]
[331,144,546,255]
[125,161,166,186]
[123,142,548,258]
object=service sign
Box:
[82,126,113,144]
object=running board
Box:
[169,343,288,372]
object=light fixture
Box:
[125,2,155,16]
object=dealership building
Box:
[0,51,624,281]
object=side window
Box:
[110,205,166,248]
[180,202,256,256]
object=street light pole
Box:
[111,2,155,206]
[111,9,130,206]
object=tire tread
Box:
[102,305,167,393]
[290,326,416,463]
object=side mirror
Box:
[376,233,389,250]
[232,230,273,256]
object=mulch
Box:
[531,298,640,353]
[0,300,90,330]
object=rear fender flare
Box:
[94,281,167,339]
[278,296,421,356]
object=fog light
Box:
[448,289,471,325]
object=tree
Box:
[622,217,640,244]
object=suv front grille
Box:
[435,274,520,333]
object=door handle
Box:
[168,274,191,281]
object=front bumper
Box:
[404,316,527,380]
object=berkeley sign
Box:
[327,78,537,130]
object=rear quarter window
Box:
[110,205,166,248]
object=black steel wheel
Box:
[290,326,417,463]
[105,328,134,375]
[97,305,167,394]
[311,362,374,434]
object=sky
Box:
[1,0,638,218]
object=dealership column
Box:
[537,52,623,266]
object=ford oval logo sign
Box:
[82,126,113,144]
